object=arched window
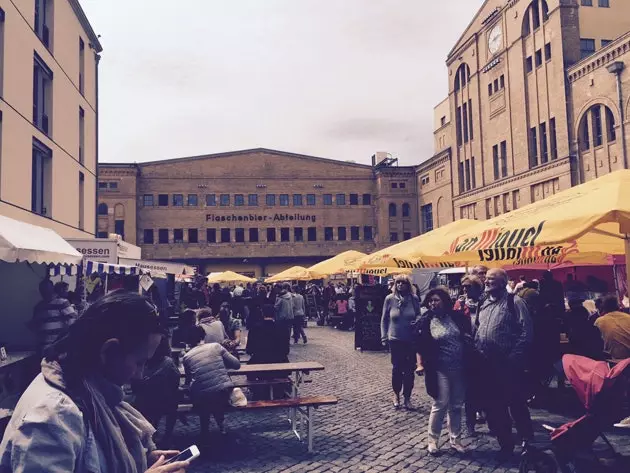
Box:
[578,104,617,151]
[454,63,470,92]
[97,203,108,215]
[389,203,397,217]
[523,0,549,36]
[402,203,411,218]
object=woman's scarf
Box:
[42,360,156,473]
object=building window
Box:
[453,63,470,91]
[234,194,245,206]
[323,194,333,205]
[173,229,183,243]
[98,182,107,189]
[364,226,373,241]
[421,204,434,233]
[458,162,465,194]
[248,194,258,206]
[530,126,538,167]
[220,194,230,206]
[337,227,347,241]
[580,38,596,59]
[421,175,429,186]
[389,203,397,217]
[402,203,411,218]
[78,108,85,164]
[535,49,543,68]
[34,0,51,48]
[500,141,508,177]
[500,75,505,89]
[468,99,474,140]
[464,159,471,190]
[221,228,231,243]
[308,227,317,241]
[349,194,359,205]
[109,182,118,189]
[391,182,398,189]
[488,83,493,96]
[207,228,216,243]
[279,194,289,206]
[581,0,593,5]
[158,229,169,244]
[32,139,52,216]
[33,54,53,135]
[188,229,198,243]
[540,123,549,163]
[235,228,245,243]
[172,194,183,206]
[462,102,469,143]
[143,229,154,244]
[266,194,276,206]
[440,116,446,126]
[293,194,303,206]
[362,194,372,205]
[249,228,259,242]
[493,145,500,180]
[294,227,304,242]
[404,232,412,241]
[544,43,552,61]
[306,194,316,205]
[97,202,108,215]
[158,194,168,206]
[601,39,612,47]
[143,194,153,207]
[400,182,406,189]
[526,56,533,73]
[390,232,399,242]
[79,37,85,94]
[324,227,333,241]
[188,194,198,206]
[336,194,346,205]
[550,118,558,159]
[592,106,603,147]
[350,226,360,241]
[267,228,276,242]
[471,157,476,188]
[455,106,462,146]
[280,228,290,242]
[598,0,609,7]
[206,194,216,206]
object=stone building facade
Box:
[98,149,419,277]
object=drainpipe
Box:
[607,61,627,170]
[94,53,101,237]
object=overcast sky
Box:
[80,0,480,166]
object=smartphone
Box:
[164,445,200,464]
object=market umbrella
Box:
[206,270,257,284]
[356,219,481,271]
[382,170,630,278]
[306,250,367,277]
[264,266,324,283]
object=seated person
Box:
[171,309,198,348]
[131,334,180,445]
[197,308,229,345]
[594,295,630,360]
[566,298,604,360]
[218,302,242,356]
[183,326,241,436]
[246,304,290,399]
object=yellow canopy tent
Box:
[207,270,257,284]
[264,266,324,283]
[356,219,481,271]
[306,250,367,277]
[376,171,630,289]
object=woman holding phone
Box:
[0,290,190,473]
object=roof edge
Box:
[69,0,103,53]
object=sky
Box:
[80,0,481,166]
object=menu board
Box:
[354,285,387,351]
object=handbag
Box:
[229,387,248,407]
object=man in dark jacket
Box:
[275,283,295,350]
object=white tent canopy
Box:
[0,215,82,266]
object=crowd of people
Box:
[380,266,630,460]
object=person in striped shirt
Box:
[31,279,78,353]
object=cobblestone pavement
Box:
[166,325,630,473]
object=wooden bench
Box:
[177,395,338,452]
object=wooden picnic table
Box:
[227,361,324,376]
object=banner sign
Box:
[67,239,117,264]
[119,258,195,276]
[206,213,317,224]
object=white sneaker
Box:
[427,439,439,455]
[450,438,467,454]
[614,416,630,429]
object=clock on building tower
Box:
[488,23,503,55]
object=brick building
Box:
[98,149,420,277]
[425,0,630,223]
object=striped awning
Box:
[85,260,146,276]
[48,264,78,277]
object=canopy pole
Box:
[625,235,630,302]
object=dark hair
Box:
[186,326,206,346]
[46,289,162,376]
[262,304,275,319]
[601,295,620,314]
[423,287,453,310]
[151,333,172,362]
[197,308,213,320]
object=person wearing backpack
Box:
[475,268,534,462]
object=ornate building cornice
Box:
[568,31,630,83]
